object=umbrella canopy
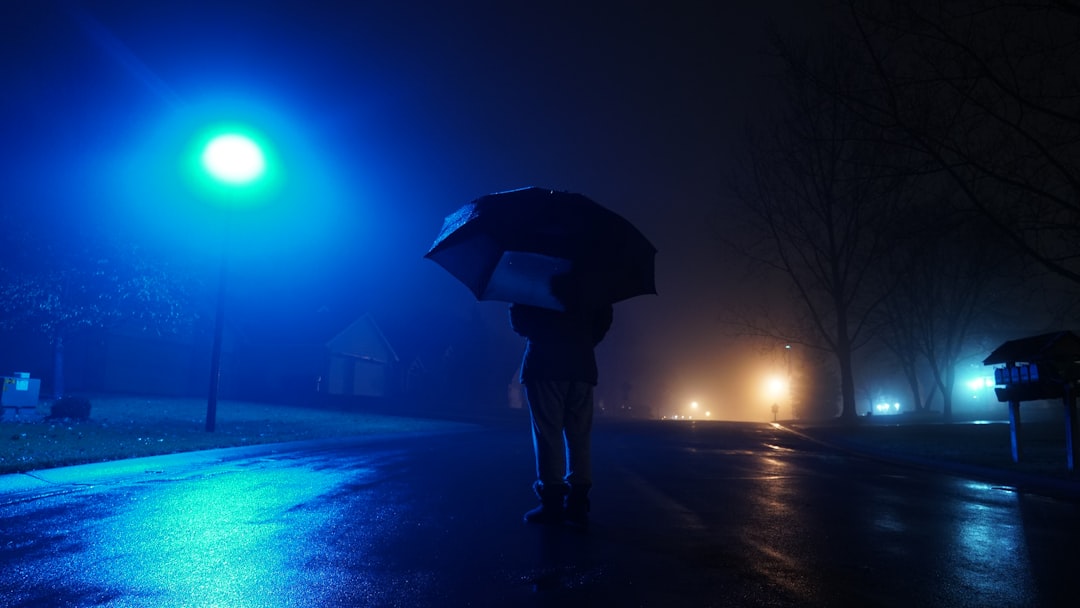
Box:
[424,187,657,311]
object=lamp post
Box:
[200,132,266,432]
[784,344,792,419]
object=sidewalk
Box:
[791,417,1080,501]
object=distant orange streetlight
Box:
[765,375,788,399]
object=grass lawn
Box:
[802,419,1079,481]
[0,395,471,475]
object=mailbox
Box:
[983,331,1080,471]
[2,372,41,408]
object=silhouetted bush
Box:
[49,396,92,420]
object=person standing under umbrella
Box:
[510,292,614,526]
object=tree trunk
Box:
[923,384,938,412]
[838,341,855,421]
[901,363,924,412]
[839,352,858,419]
[52,332,65,399]
[941,366,955,421]
[929,365,954,421]
[836,309,859,419]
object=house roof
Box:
[326,313,400,364]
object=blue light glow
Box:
[106,93,351,270]
[83,460,354,605]
[182,118,283,207]
[202,133,266,185]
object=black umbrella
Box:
[424,187,657,311]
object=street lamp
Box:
[765,375,788,398]
[200,131,266,432]
[202,134,265,184]
[784,343,793,419]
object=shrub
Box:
[49,396,92,421]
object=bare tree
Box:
[843,0,1080,285]
[876,287,931,412]
[728,38,909,420]
[876,185,1018,418]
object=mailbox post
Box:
[984,331,1080,472]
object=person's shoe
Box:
[523,481,566,524]
[564,485,591,527]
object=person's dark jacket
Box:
[510,303,614,386]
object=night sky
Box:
[1,1,810,415]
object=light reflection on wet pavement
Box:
[1,422,1077,607]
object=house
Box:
[324,314,400,398]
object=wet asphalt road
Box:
[1,419,1077,607]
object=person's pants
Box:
[524,380,594,489]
